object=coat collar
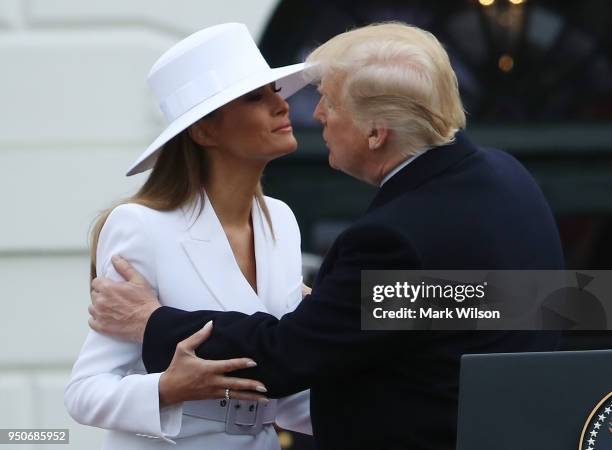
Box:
[367,131,477,212]
[180,192,271,314]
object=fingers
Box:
[90,277,111,296]
[208,357,258,373]
[208,387,268,403]
[224,390,269,403]
[111,255,146,284]
[219,375,267,393]
[176,321,214,353]
[90,290,108,315]
[88,303,98,320]
[88,316,101,333]
[91,277,101,293]
[90,289,98,305]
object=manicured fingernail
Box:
[256,385,267,393]
[203,320,213,330]
[259,397,270,404]
[246,360,257,367]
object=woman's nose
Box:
[273,92,290,116]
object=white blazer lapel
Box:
[252,197,271,306]
[253,197,303,318]
[180,195,266,314]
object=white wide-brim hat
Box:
[127,23,311,176]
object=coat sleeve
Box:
[64,204,182,442]
[142,223,420,398]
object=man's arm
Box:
[90,256,270,404]
[142,223,420,398]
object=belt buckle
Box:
[225,400,265,435]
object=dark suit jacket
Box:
[143,132,564,450]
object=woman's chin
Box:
[250,144,295,165]
[270,146,297,161]
[276,138,298,156]
[284,134,298,151]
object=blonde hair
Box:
[306,22,466,154]
[90,130,273,280]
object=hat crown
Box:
[126,23,308,176]
[147,23,269,122]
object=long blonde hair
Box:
[90,130,273,280]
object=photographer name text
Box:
[371,281,501,320]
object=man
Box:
[90,23,563,449]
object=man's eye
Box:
[273,85,282,93]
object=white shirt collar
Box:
[380,149,430,187]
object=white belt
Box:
[182,398,278,435]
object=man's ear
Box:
[368,122,389,151]
[188,118,217,147]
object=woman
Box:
[64,23,312,449]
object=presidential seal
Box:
[580,392,612,450]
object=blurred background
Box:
[0,0,610,448]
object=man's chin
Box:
[328,154,337,170]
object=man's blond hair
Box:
[306,22,466,154]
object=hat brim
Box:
[126,62,312,176]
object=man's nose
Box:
[313,97,325,123]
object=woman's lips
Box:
[273,123,293,133]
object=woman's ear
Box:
[368,122,389,151]
[188,118,217,147]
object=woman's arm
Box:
[64,204,182,442]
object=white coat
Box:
[65,194,311,449]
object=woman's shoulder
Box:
[105,202,181,226]
[100,203,184,244]
[262,196,301,242]
[95,203,164,289]
[262,196,297,224]
[105,202,147,221]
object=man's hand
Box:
[90,255,160,342]
[159,320,268,407]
